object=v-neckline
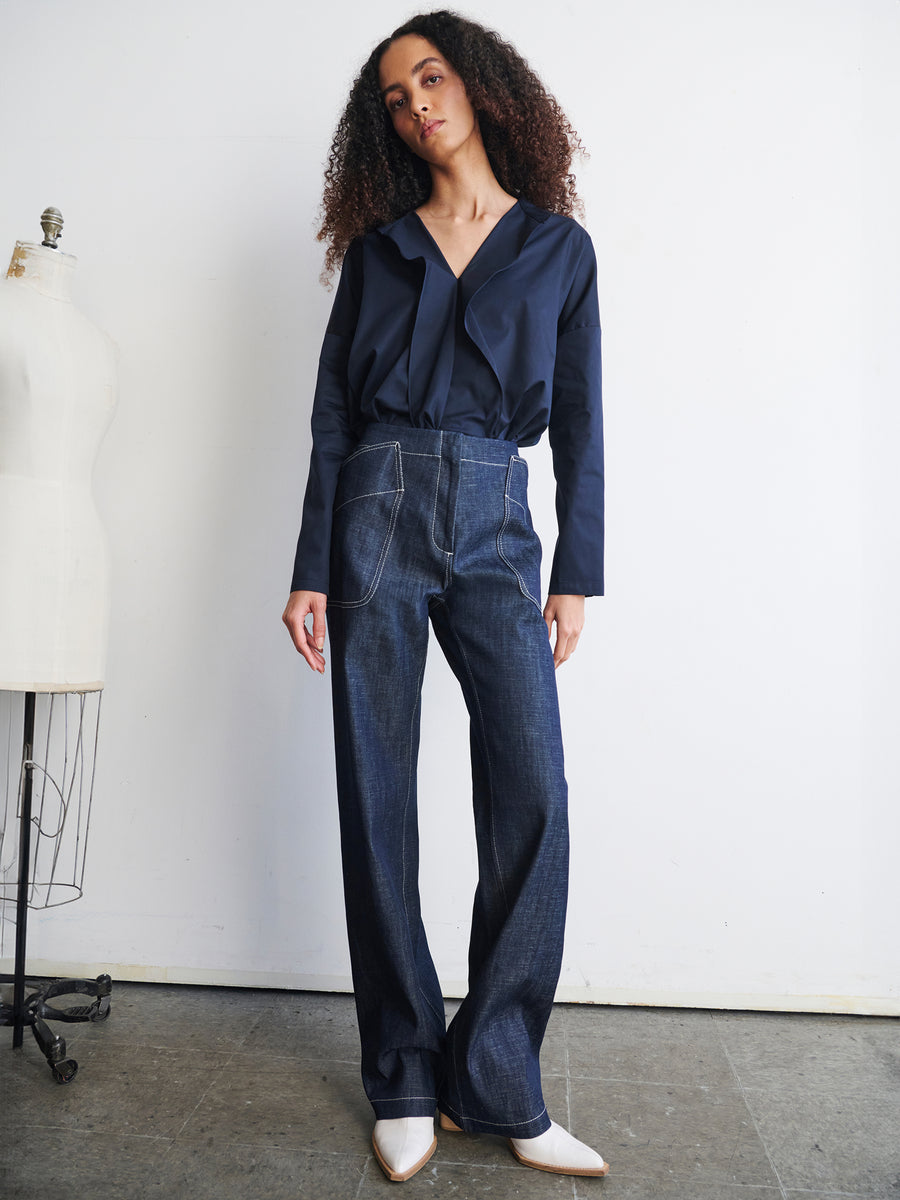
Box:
[412,201,520,281]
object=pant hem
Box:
[371,1097,438,1119]
[438,1100,552,1138]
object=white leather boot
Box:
[510,1120,609,1176]
[372,1116,438,1182]
[440,1111,608,1177]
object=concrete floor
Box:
[1,983,898,1199]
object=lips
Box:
[419,119,444,141]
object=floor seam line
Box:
[564,1019,579,1200]
[171,1045,239,1139]
[711,1006,789,1200]
[354,1156,370,1198]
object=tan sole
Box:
[508,1141,610,1177]
[371,1132,437,1182]
[438,1112,463,1132]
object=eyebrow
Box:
[380,57,443,99]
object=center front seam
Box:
[428,431,461,589]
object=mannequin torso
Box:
[0,242,117,691]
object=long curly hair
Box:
[317,9,585,277]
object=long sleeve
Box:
[547,236,604,596]
[290,242,363,594]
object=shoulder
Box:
[338,227,389,268]
[518,199,594,248]
[517,201,596,295]
[334,232,386,294]
[518,201,596,280]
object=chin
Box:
[413,135,464,164]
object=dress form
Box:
[0,213,117,691]
[0,211,115,1080]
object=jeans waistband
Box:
[358,422,519,463]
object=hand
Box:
[282,590,328,674]
[543,594,585,669]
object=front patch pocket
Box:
[329,442,404,608]
[497,455,542,610]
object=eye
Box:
[424,74,441,86]
[388,95,406,112]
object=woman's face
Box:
[378,34,479,165]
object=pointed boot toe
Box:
[509,1120,609,1177]
[372,1116,437,1182]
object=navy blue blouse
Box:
[291,197,604,596]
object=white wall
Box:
[1,0,897,1014]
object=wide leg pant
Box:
[326,423,568,1138]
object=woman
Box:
[283,10,606,1183]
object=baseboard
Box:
[3,958,897,1017]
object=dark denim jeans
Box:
[326,423,568,1138]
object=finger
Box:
[299,609,327,672]
[553,628,580,668]
[291,619,324,671]
[300,628,326,673]
[311,597,327,653]
[282,603,326,673]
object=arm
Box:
[547,235,604,598]
[285,242,363,671]
[290,239,363,596]
[544,235,604,666]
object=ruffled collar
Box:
[377,197,549,290]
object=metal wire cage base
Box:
[1,691,112,1082]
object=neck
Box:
[6,242,76,300]
[423,133,513,220]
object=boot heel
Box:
[438,1112,463,1132]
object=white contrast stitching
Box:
[497,459,541,611]
[330,444,404,609]
[430,432,453,557]
[344,440,400,465]
[440,1101,548,1129]
[334,488,401,514]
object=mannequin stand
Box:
[0,692,112,1083]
